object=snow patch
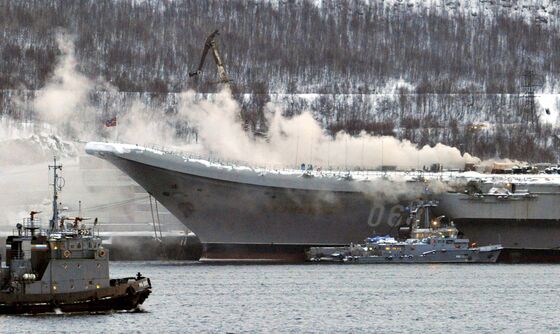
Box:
[536,94,560,126]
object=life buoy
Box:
[63,250,71,258]
[98,249,106,258]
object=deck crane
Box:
[189,29,229,84]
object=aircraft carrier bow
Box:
[85,142,560,262]
[84,142,432,260]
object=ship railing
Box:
[22,218,42,230]
[143,143,464,180]
[12,218,48,237]
[147,143,255,169]
[113,143,560,181]
[22,218,50,237]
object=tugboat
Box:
[306,201,503,264]
[0,158,151,314]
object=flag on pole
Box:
[104,116,117,127]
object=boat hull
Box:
[437,192,560,249]
[86,143,560,261]
[343,249,502,263]
[86,144,413,260]
[452,218,560,249]
[0,278,151,314]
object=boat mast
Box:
[49,157,63,231]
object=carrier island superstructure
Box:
[85,142,560,261]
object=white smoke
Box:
[0,33,116,227]
[179,88,479,170]
[1,33,99,156]
[3,33,480,172]
[0,33,484,229]
[34,33,94,130]
[116,101,186,147]
[0,163,52,226]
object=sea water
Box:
[2,262,559,333]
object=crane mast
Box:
[189,29,229,84]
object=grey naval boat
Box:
[307,234,502,264]
[0,159,151,314]
[306,201,503,263]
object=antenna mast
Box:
[48,157,63,231]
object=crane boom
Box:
[189,29,229,84]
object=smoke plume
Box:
[178,88,479,170]
[0,33,127,227]
[1,33,486,229]
[4,33,480,172]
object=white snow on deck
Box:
[85,141,560,185]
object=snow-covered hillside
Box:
[1,0,559,94]
[0,0,559,162]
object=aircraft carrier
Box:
[85,142,560,262]
[85,142,431,261]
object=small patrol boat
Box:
[0,158,151,314]
[307,201,502,264]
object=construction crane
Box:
[189,29,229,84]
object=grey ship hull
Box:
[340,248,501,264]
[437,190,560,251]
[346,251,501,263]
[85,143,413,260]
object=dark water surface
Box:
[2,262,559,333]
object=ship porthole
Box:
[63,250,71,258]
